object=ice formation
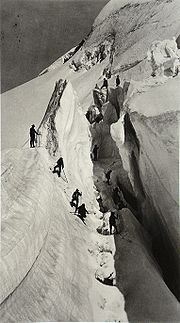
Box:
[147,37,180,77]
[1,0,180,322]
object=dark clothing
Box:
[101,78,108,89]
[30,126,38,148]
[77,204,88,220]
[30,127,37,139]
[71,190,82,212]
[116,76,120,87]
[53,157,64,177]
[57,158,64,168]
[72,190,82,201]
[109,212,118,234]
[92,145,99,161]
[105,170,112,185]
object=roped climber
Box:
[52,157,64,177]
[109,211,118,234]
[77,203,89,223]
[70,189,82,213]
[101,77,108,89]
[30,124,39,148]
[116,75,120,87]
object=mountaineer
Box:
[109,211,118,234]
[77,203,89,223]
[101,77,108,89]
[52,157,64,177]
[70,189,82,212]
[116,75,120,87]
[30,124,39,148]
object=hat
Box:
[31,124,35,127]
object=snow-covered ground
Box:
[1,80,127,322]
[1,0,180,321]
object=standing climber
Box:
[96,194,105,213]
[116,75,120,87]
[77,203,89,223]
[52,157,64,177]
[101,77,108,89]
[70,189,82,212]
[105,169,112,185]
[92,144,99,161]
[30,124,39,148]
[109,211,118,234]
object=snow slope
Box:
[1,0,180,321]
[1,149,95,321]
[1,80,127,322]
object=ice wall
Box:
[39,79,95,209]
[111,76,180,300]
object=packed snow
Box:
[1,0,180,321]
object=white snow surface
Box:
[1,0,180,321]
[94,0,153,25]
[1,82,127,322]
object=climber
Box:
[109,211,118,234]
[116,75,120,87]
[77,203,89,223]
[103,67,111,79]
[52,157,64,177]
[30,124,39,148]
[92,144,99,161]
[70,189,82,212]
[101,77,108,89]
[96,194,105,213]
[105,169,112,185]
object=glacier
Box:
[1,0,180,321]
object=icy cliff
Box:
[1,0,180,321]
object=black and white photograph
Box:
[1,0,180,322]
